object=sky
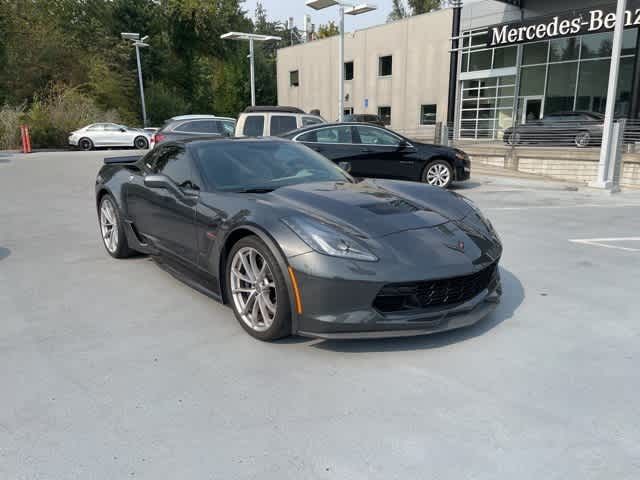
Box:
[243,0,392,32]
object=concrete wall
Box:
[459,144,640,188]
[276,8,453,133]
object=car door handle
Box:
[360,148,372,153]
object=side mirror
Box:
[397,140,412,150]
[338,161,352,173]
[120,127,127,132]
[144,174,171,190]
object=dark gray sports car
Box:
[95,137,502,341]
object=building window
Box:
[289,70,299,87]
[344,61,354,80]
[344,107,354,116]
[378,55,392,77]
[378,106,391,125]
[420,105,437,125]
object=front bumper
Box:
[289,252,502,339]
[68,136,79,146]
[454,156,471,181]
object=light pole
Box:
[221,32,282,106]
[121,32,149,127]
[306,1,377,122]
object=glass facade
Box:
[459,28,638,139]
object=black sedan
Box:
[96,137,501,341]
[281,122,470,188]
[503,111,604,147]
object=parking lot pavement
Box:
[1,151,640,480]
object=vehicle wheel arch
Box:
[218,224,299,333]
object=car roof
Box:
[242,106,305,114]
[167,114,236,122]
[161,136,292,148]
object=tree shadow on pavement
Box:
[311,267,523,353]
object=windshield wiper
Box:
[236,187,275,193]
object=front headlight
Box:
[281,215,378,262]
[461,196,496,234]
[455,150,468,161]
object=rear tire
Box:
[98,194,135,258]
[79,137,93,151]
[574,131,590,148]
[226,236,292,341]
[506,132,521,145]
[134,136,149,149]
[422,159,453,188]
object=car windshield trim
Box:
[191,141,353,192]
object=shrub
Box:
[26,84,121,148]
[0,104,26,150]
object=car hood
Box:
[267,179,473,238]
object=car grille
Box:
[373,262,498,313]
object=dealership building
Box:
[276,0,640,141]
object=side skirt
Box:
[153,255,223,304]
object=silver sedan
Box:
[68,123,153,150]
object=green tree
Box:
[316,21,340,39]
[387,0,408,22]
[407,0,442,15]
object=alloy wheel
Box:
[135,137,148,149]
[575,132,590,147]
[426,163,451,187]
[508,132,521,145]
[80,139,92,151]
[230,246,277,332]
[100,198,119,253]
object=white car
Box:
[69,123,153,151]
[234,106,325,137]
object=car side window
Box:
[175,120,217,133]
[243,116,265,136]
[104,124,123,131]
[303,126,353,144]
[270,115,298,136]
[355,125,400,146]
[302,116,323,127]
[220,120,236,135]
[154,146,192,188]
[87,124,104,131]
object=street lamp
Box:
[306,0,377,121]
[121,32,150,127]
[220,32,282,106]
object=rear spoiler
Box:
[103,155,142,165]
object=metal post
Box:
[338,6,345,122]
[249,38,256,106]
[446,1,462,125]
[593,0,627,189]
[135,44,148,127]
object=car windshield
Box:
[193,141,351,192]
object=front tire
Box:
[422,159,453,188]
[226,236,291,341]
[79,137,94,151]
[134,136,149,149]
[98,194,135,258]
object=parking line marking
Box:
[487,204,640,211]
[569,237,640,252]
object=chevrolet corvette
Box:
[95,137,502,340]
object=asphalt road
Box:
[1,150,640,479]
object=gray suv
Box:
[153,115,236,145]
